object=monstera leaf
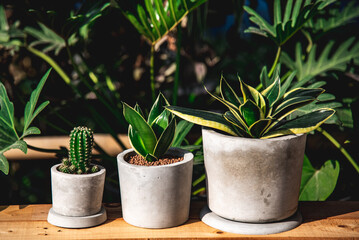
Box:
[0,69,51,175]
[281,37,359,85]
[119,0,207,45]
[244,0,335,46]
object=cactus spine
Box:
[58,126,99,174]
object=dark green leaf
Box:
[153,118,176,158]
[148,92,170,125]
[151,110,170,139]
[239,100,261,128]
[123,102,157,153]
[220,76,241,106]
[128,125,148,157]
[248,119,272,138]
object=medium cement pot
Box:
[202,128,307,223]
[117,148,193,228]
[47,164,107,228]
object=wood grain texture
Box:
[0,202,358,239]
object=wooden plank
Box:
[4,134,131,160]
[0,202,358,239]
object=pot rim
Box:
[117,147,193,169]
[202,127,306,142]
[51,164,106,178]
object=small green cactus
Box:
[58,126,99,174]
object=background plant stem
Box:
[150,44,155,103]
[172,25,182,105]
[268,46,281,78]
[317,127,359,174]
[26,46,71,85]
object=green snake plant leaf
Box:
[120,0,207,45]
[262,108,335,139]
[244,0,333,46]
[153,118,176,158]
[283,87,324,100]
[166,106,237,136]
[172,120,194,147]
[128,125,148,158]
[123,102,157,153]
[248,119,273,138]
[134,103,145,118]
[261,75,281,107]
[299,156,339,201]
[239,100,262,128]
[272,96,318,121]
[23,68,51,134]
[239,77,266,115]
[281,38,359,85]
[148,92,170,125]
[151,110,170,139]
[220,76,242,106]
[223,111,248,137]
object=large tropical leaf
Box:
[299,155,339,200]
[281,38,359,85]
[0,70,50,174]
[305,1,359,34]
[119,0,207,45]
[166,106,237,136]
[243,0,334,46]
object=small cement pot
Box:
[117,148,193,228]
[202,128,307,223]
[47,164,107,228]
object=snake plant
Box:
[166,68,335,139]
[122,93,176,162]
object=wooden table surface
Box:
[0,201,358,239]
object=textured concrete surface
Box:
[200,205,302,235]
[47,206,107,228]
[50,164,106,217]
[117,148,193,228]
[202,128,307,223]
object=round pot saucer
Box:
[200,205,302,235]
[47,207,107,228]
